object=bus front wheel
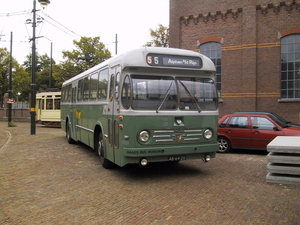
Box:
[66,122,76,144]
[95,133,114,169]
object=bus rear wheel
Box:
[95,133,114,169]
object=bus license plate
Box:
[168,156,186,161]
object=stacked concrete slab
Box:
[266,136,300,185]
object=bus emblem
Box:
[175,134,183,142]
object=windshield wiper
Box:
[178,80,202,113]
[156,81,173,113]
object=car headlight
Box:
[204,129,213,140]
[139,130,150,142]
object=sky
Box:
[0,0,169,64]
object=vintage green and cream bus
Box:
[61,47,219,168]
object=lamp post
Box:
[30,0,50,135]
[8,32,13,124]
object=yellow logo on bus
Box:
[76,109,82,119]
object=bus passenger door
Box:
[106,66,121,165]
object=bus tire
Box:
[95,132,114,169]
[217,136,231,153]
[66,122,76,144]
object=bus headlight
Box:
[204,129,213,140]
[139,130,150,142]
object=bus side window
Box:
[42,98,45,110]
[77,80,83,101]
[98,68,108,100]
[54,99,60,110]
[46,99,53,110]
[67,84,72,102]
[109,74,115,101]
[83,76,90,101]
[72,87,76,103]
[121,75,131,109]
[90,72,98,101]
[115,73,120,99]
[61,87,65,102]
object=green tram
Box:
[61,47,219,168]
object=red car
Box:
[218,112,300,153]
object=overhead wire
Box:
[0,10,31,44]
[40,11,82,39]
[1,9,81,41]
[42,17,80,40]
[0,10,31,17]
[1,9,84,60]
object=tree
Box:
[0,48,30,105]
[0,48,10,106]
[12,64,30,101]
[145,24,169,47]
[22,53,58,91]
[36,54,58,91]
[60,36,111,80]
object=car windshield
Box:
[121,75,218,111]
[267,113,289,127]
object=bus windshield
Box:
[121,75,218,111]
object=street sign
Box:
[7,98,15,104]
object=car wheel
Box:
[217,137,231,153]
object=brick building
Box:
[169,0,300,123]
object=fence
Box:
[0,101,30,122]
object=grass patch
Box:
[8,121,17,127]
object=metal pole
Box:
[115,34,118,55]
[30,0,37,135]
[8,32,13,124]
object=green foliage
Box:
[145,24,169,47]
[12,64,30,100]
[0,48,10,102]
[61,36,111,80]
[0,48,29,104]
[8,121,17,127]
[22,53,57,91]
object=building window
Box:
[281,34,300,99]
[200,42,221,91]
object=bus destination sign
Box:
[146,54,202,68]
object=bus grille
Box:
[152,129,203,144]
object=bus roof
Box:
[62,47,216,86]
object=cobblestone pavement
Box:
[0,122,299,225]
